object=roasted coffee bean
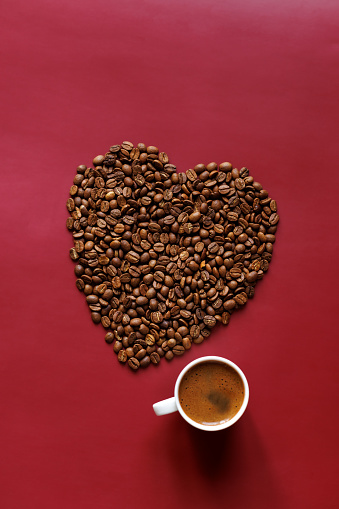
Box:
[105,332,114,344]
[269,213,280,225]
[126,251,140,263]
[234,293,247,305]
[204,315,217,327]
[86,294,98,304]
[126,347,134,357]
[145,334,156,346]
[69,248,79,260]
[230,267,242,278]
[91,312,101,324]
[135,348,147,360]
[173,345,185,356]
[67,143,279,370]
[246,271,258,283]
[75,278,85,291]
[190,325,200,339]
[150,352,161,364]
[182,337,192,350]
[118,350,128,363]
[66,217,74,230]
[113,340,123,353]
[140,355,151,368]
[101,316,111,328]
[224,299,236,310]
[74,264,84,277]
[165,351,174,361]
[128,357,140,370]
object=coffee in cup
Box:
[178,360,245,426]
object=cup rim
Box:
[174,355,249,431]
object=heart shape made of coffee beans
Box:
[66,142,279,371]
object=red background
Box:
[1,1,338,508]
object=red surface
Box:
[1,1,338,508]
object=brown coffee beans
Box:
[67,143,279,370]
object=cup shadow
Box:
[165,412,284,508]
[188,421,239,480]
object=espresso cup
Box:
[153,356,249,431]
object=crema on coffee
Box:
[178,361,245,425]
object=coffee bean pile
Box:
[66,142,279,370]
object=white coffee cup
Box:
[153,356,249,431]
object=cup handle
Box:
[153,397,177,416]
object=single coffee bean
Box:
[246,271,258,283]
[135,348,147,360]
[234,293,247,305]
[75,279,85,291]
[128,357,140,370]
[269,213,280,225]
[91,312,101,324]
[150,352,161,364]
[74,264,84,276]
[224,299,236,310]
[105,332,114,344]
[69,248,79,260]
[173,345,185,356]
[190,325,200,339]
[145,334,156,346]
[126,347,134,357]
[204,315,217,327]
[101,316,111,328]
[118,350,128,363]
[182,337,192,350]
[140,355,151,368]
[113,340,123,353]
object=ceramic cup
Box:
[153,356,249,431]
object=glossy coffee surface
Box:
[179,361,245,425]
